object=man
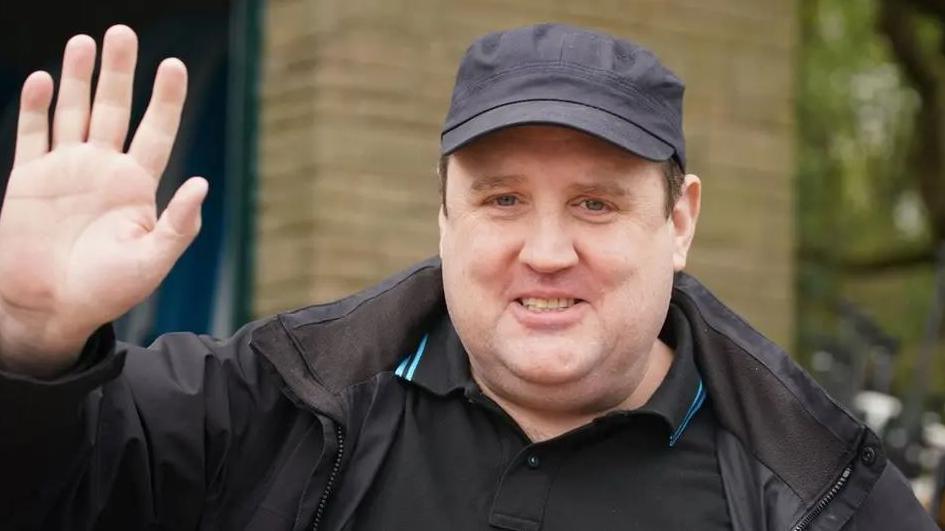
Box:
[0,22,935,531]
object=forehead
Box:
[450,125,661,182]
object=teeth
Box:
[520,297,576,312]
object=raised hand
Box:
[0,25,208,377]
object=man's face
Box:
[439,125,700,412]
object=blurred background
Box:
[1,0,945,524]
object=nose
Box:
[518,213,579,274]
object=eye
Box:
[493,195,518,207]
[580,199,608,212]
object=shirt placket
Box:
[488,443,566,531]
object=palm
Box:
[0,26,206,373]
[3,148,157,316]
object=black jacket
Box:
[0,258,937,530]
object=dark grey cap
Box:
[441,23,686,169]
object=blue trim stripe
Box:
[395,334,429,381]
[669,379,706,447]
[394,354,412,378]
[404,334,429,381]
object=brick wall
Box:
[257,0,798,347]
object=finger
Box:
[13,71,54,167]
[87,25,138,149]
[128,58,187,178]
[149,177,208,264]
[51,35,96,147]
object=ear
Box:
[671,174,701,271]
[438,205,447,257]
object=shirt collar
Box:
[394,311,472,396]
[636,302,706,446]
[396,303,705,445]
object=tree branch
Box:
[902,0,945,24]
[800,245,937,275]
[876,0,938,97]
[875,0,945,240]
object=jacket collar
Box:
[250,257,444,422]
[249,257,880,514]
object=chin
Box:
[498,340,600,387]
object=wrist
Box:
[0,301,90,378]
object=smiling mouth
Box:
[517,297,581,312]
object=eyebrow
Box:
[468,173,633,198]
[565,181,631,198]
[469,174,527,193]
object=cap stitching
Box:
[453,60,678,122]
[448,69,679,139]
[451,60,681,123]
[442,98,676,155]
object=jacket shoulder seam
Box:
[288,263,439,329]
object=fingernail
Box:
[66,34,93,50]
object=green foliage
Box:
[797,0,942,401]
[799,0,925,256]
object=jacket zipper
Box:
[311,425,345,531]
[791,464,853,531]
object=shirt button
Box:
[526,455,541,469]
[860,445,878,466]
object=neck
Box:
[475,339,675,442]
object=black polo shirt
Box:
[350,303,732,530]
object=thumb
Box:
[149,176,208,265]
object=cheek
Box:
[442,218,521,356]
[441,216,524,340]
[442,214,520,283]
[579,224,675,320]
[576,225,646,283]
[583,219,676,275]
